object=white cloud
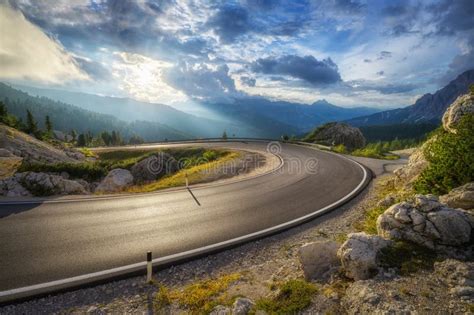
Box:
[0,4,89,83]
[112,52,188,104]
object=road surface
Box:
[0,141,367,294]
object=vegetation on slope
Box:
[414,114,474,195]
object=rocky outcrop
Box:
[0,172,88,196]
[95,169,134,193]
[337,232,391,280]
[440,182,474,211]
[131,153,178,183]
[442,93,474,133]
[0,124,82,164]
[299,240,340,281]
[435,259,474,302]
[393,145,428,185]
[308,122,366,150]
[0,149,23,180]
[376,195,473,250]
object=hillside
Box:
[11,84,288,138]
[345,69,474,126]
[0,83,188,141]
[203,98,381,133]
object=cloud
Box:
[349,80,419,95]
[207,4,251,44]
[163,62,242,102]
[250,55,342,86]
[376,70,384,76]
[240,76,256,87]
[377,51,392,60]
[0,4,88,84]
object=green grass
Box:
[378,241,438,275]
[254,279,317,314]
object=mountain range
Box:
[345,69,474,127]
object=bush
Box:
[332,144,347,154]
[18,162,107,181]
[414,114,474,195]
[255,279,317,314]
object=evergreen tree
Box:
[77,134,86,147]
[45,115,53,135]
[25,109,38,135]
[222,130,228,140]
[70,130,77,143]
[0,101,7,121]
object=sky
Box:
[0,0,473,109]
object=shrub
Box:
[379,241,438,275]
[255,279,317,314]
[18,162,107,181]
[332,144,347,154]
[414,114,474,195]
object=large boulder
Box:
[442,93,474,133]
[393,145,429,185]
[440,182,474,211]
[0,172,88,196]
[309,122,366,150]
[376,195,473,250]
[299,240,340,281]
[95,169,134,193]
[337,233,391,280]
[131,153,178,183]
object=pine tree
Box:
[45,115,53,134]
[26,109,38,135]
[0,101,7,121]
[77,134,86,147]
[70,130,77,143]
[222,130,228,140]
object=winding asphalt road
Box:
[0,141,367,299]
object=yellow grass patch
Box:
[126,152,240,193]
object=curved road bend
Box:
[0,142,365,291]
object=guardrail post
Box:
[146,251,152,283]
[185,173,189,188]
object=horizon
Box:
[1,1,473,110]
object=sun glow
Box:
[112,52,187,104]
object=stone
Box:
[427,209,472,245]
[209,305,231,315]
[377,194,396,208]
[95,169,134,193]
[0,177,32,197]
[308,122,366,150]
[232,297,254,315]
[299,240,340,281]
[442,93,474,134]
[131,153,178,183]
[376,197,473,251]
[337,232,391,280]
[435,259,474,300]
[394,146,428,185]
[440,182,474,211]
[0,148,14,157]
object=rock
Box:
[0,148,14,157]
[337,232,391,280]
[440,182,474,211]
[342,280,416,314]
[394,147,428,185]
[95,169,133,193]
[442,93,474,134]
[0,176,32,197]
[377,197,473,250]
[0,172,88,196]
[435,259,474,301]
[377,194,397,208]
[131,153,178,183]
[232,297,254,315]
[299,240,340,281]
[52,130,73,142]
[210,305,231,315]
[308,122,366,150]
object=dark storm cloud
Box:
[207,5,252,44]
[428,0,474,35]
[251,55,342,86]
